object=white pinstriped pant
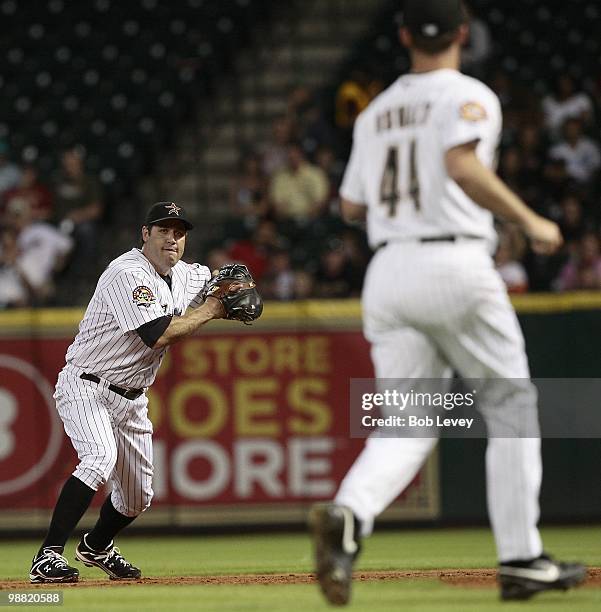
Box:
[53,364,154,517]
[336,241,543,562]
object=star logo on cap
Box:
[422,23,439,36]
[166,202,181,216]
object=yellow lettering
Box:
[305,337,330,373]
[181,339,210,376]
[171,381,228,437]
[212,339,235,375]
[272,337,300,374]
[235,338,270,374]
[288,378,331,434]
[235,378,279,436]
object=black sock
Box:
[86,497,136,551]
[39,476,96,555]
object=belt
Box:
[376,235,483,250]
[80,373,144,401]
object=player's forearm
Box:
[450,155,538,230]
[154,298,223,348]
[341,198,367,222]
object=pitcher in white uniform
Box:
[30,202,225,583]
[309,0,586,604]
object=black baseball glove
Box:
[201,263,263,324]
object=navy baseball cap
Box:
[402,0,467,38]
[145,202,194,230]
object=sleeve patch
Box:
[460,102,488,122]
[133,285,156,307]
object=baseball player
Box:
[310,0,586,604]
[29,202,261,583]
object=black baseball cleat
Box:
[75,533,141,580]
[29,547,79,584]
[498,552,587,600]
[309,503,362,606]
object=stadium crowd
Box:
[1,43,601,306]
[217,64,601,298]
[0,144,105,307]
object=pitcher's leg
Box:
[336,436,437,535]
[436,284,542,561]
[311,328,449,605]
[486,437,542,561]
[335,328,449,533]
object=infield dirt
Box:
[2,568,601,590]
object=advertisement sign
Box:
[0,318,439,527]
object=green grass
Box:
[20,582,601,612]
[2,526,600,611]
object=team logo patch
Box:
[460,102,488,122]
[133,285,156,307]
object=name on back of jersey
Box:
[376,102,431,133]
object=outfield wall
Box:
[0,294,600,531]
[443,302,601,523]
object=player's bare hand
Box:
[523,215,563,255]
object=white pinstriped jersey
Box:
[65,248,211,388]
[340,68,502,250]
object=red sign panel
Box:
[0,330,437,522]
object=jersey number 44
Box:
[379,140,420,216]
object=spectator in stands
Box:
[335,68,380,130]
[558,194,588,255]
[298,102,335,157]
[315,145,339,182]
[555,232,601,291]
[495,229,528,293]
[261,248,296,301]
[0,141,22,198]
[287,86,313,122]
[313,238,361,298]
[461,7,492,78]
[53,145,103,259]
[0,228,28,308]
[270,142,329,225]
[2,164,53,222]
[489,69,536,135]
[542,74,594,137]
[540,157,571,210]
[288,86,336,154]
[293,269,315,300]
[339,228,368,285]
[498,147,525,196]
[549,118,601,184]
[226,219,283,282]
[262,116,295,177]
[228,151,269,232]
[490,69,514,111]
[592,75,601,125]
[315,145,342,211]
[516,124,546,183]
[4,199,73,304]
[205,247,230,274]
